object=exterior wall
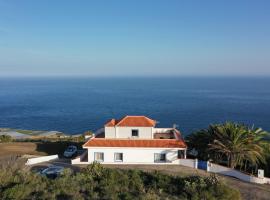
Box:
[105,126,153,139]
[71,151,88,164]
[86,147,184,164]
[105,127,116,138]
[105,127,178,139]
[173,159,198,168]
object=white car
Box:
[63,145,77,158]
[39,165,64,179]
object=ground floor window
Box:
[94,152,104,162]
[154,153,166,162]
[178,150,185,159]
[114,153,123,162]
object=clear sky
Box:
[0,0,270,77]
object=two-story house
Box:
[72,116,187,164]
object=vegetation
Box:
[0,160,241,200]
[260,142,270,177]
[15,129,35,135]
[0,135,13,143]
[83,130,93,136]
[186,122,269,173]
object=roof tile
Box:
[105,116,156,127]
[83,138,187,148]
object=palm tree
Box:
[185,129,214,161]
[208,122,267,168]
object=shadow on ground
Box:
[35,141,84,157]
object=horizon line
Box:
[0,74,270,79]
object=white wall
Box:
[25,155,58,165]
[71,151,88,164]
[174,159,198,168]
[105,127,116,138]
[105,126,153,139]
[86,147,184,164]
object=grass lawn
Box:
[15,129,36,134]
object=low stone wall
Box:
[175,159,270,185]
[25,155,58,165]
[208,163,267,184]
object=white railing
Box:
[153,128,174,133]
[25,155,58,165]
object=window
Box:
[178,150,185,159]
[131,129,139,137]
[94,152,104,162]
[114,153,123,162]
[154,153,166,162]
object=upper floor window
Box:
[131,129,139,137]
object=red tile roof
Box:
[105,116,156,127]
[83,138,187,148]
[105,119,117,126]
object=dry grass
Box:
[0,141,83,159]
[0,142,45,158]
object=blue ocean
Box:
[0,77,269,135]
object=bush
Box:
[0,161,241,200]
[83,131,93,136]
[0,135,13,143]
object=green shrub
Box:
[0,161,241,200]
[0,135,13,143]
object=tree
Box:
[186,129,212,160]
[209,123,266,168]
[187,122,268,169]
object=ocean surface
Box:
[0,77,269,135]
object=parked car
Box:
[39,165,64,179]
[63,145,77,158]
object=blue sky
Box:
[0,0,270,77]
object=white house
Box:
[72,116,187,165]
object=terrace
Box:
[93,128,182,140]
[153,128,181,140]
